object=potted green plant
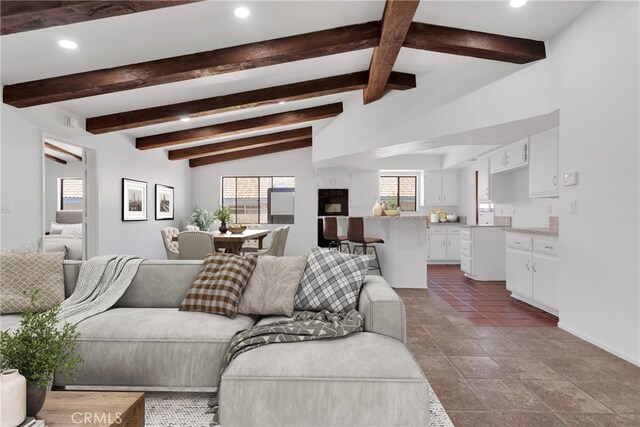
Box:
[189,205,215,231]
[384,199,401,216]
[0,294,83,417]
[213,205,232,233]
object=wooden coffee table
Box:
[37,391,144,427]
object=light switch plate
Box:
[562,172,578,186]
[569,200,577,214]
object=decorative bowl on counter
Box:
[384,210,401,217]
[446,214,458,222]
[228,224,247,234]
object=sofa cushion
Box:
[220,332,429,426]
[238,255,307,317]
[0,314,22,330]
[0,252,65,314]
[294,247,371,313]
[180,253,256,318]
[55,308,256,388]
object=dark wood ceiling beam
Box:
[44,141,82,161]
[403,22,546,64]
[1,1,201,35]
[364,0,420,105]
[169,127,312,160]
[136,103,342,150]
[86,70,414,134]
[45,153,67,164]
[189,138,312,168]
[3,21,382,108]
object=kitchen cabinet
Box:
[317,171,349,189]
[505,232,559,315]
[425,171,459,206]
[529,127,559,198]
[428,225,460,262]
[441,171,459,206]
[460,226,506,280]
[491,139,529,174]
[424,171,442,205]
[477,157,491,202]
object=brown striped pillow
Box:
[179,253,257,318]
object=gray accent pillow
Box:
[238,255,307,316]
[294,247,372,313]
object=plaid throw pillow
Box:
[179,253,257,318]
[294,247,372,313]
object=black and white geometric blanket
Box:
[209,309,364,425]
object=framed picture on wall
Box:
[122,178,147,221]
[155,184,174,220]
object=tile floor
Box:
[396,265,640,426]
[427,265,558,327]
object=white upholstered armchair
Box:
[161,227,180,260]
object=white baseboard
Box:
[558,322,640,367]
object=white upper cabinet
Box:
[529,127,559,198]
[349,171,379,207]
[317,171,350,189]
[477,157,491,202]
[441,171,459,206]
[425,171,459,206]
[491,139,529,174]
[424,171,443,205]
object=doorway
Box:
[42,135,97,260]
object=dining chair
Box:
[177,231,216,260]
[185,225,200,231]
[348,217,383,275]
[323,217,350,253]
[257,226,289,257]
[161,227,180,260]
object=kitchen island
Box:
[333,216,428,288]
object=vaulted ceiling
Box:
[1,1,593,166]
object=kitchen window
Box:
[59,177,83,210]
[380,176,417,211]
[222,176,295,224]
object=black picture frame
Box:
[155,184,174,220]
[122,178,148,221]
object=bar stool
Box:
[347,217,383,275]
[323,217,350,253]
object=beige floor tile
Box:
[434,338,488,356]
[558,413,640,426]
[497,411,566,427]
[414,355,462,379]
[572,381,640,414]
[447,411,500,427]
[537,357,616,381]
[523,380,612,413]
[473,338,528,357]
[408,336,443,355]
[467,379,547,411]
[428,379,486,411]
[491,357,564,380]
[583,357,640,382]
[449,356,512,379]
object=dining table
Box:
[174,229,271,255]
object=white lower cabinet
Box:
[427,226,460,262]
[506,232,559,315]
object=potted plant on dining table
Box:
[213,205,232,234]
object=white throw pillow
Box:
[51,222,82,236]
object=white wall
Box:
[44,157,85,231]
[0,106,44,248]
[190,148,316,257]
[0,104,192,259]
[549,1,639,364]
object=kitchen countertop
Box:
[460,224,507,228]
[361,215,429,220]
[506,227,559,237]
[428,222,464,226]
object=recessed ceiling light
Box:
[234,6,250,18]
[180,117,191,122]
[58,40,78,49]
[278,101,286,105]
[509,0,527,8]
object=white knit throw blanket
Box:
[57,255,144,326]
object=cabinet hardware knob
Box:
[544,245,553,249]
[532,262,537,273]
[553,176,557,186]
[526,260,530,270]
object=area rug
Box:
[145,383,453,427]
